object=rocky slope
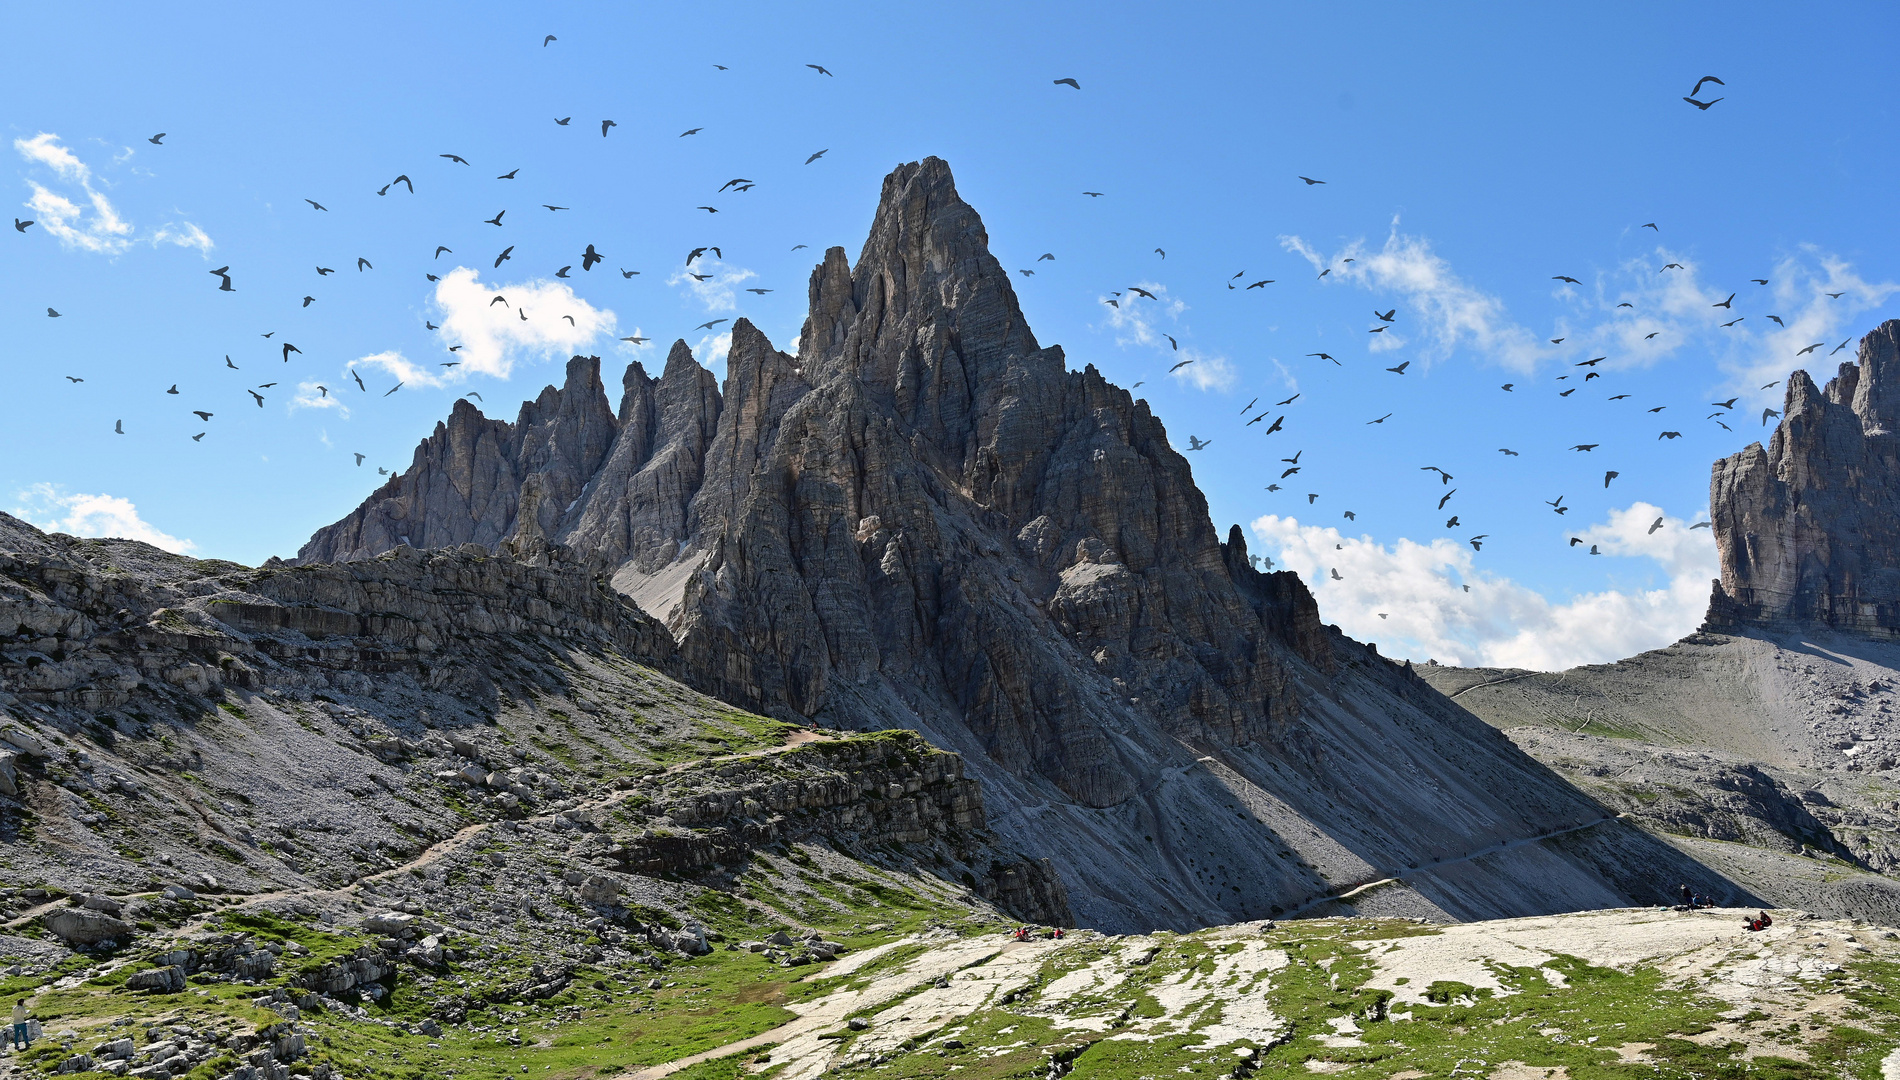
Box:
[295,157,1739,932]
[1708,320,1900,634]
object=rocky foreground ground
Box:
[3,900,1898,1080]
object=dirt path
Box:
[1444,671,1545,699]
[1279,814,1623,919]
[5,729,835,935]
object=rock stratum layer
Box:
[1708,320,1900,634]
[298,157,1733,931]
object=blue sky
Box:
[5,2,1896,669]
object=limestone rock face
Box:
[298,157,1735,930]
[1708,320,1900,634]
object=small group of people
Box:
[1010,926,1064,941]
[1742,910,1775,932]
[1675,884,1716,910]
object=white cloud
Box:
[1168,347,1237,392]
[1101,283,1186,349]
[15,133,210,256]
[693,331,732,368]
[11,483,196,554]
[349,350,443,391]
[1251,501,1717,671]
[1283,224,1547,372]
[667,258,757,312]
[430,267,616,378]
[291,380,350,417]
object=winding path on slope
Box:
[5,729,833,934]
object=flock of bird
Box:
[1132,74,1852,577]
[15,62,1830,577]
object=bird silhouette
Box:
[64,376,81,383]
[543,205,568,212]
[1501,384,1514,391]
[556,117,571,126]
[680,128,702,137]
[392,175,413,193]
[601,120,617,137]
[1329,568,1342,580]
[302,296,315,307]
[620,269,639,278]
[1571,444,1598,452]
[1766,315,1784,326]
[248,391,264,407]
[1053,77,1080,89]
[305,199,327,211]
[543,34,556,46]
[226,355,238,369]
[1299,177,1326,185]
[1367,413,1392,424]
[1797,342,1826,356]
[192,411,212,421]
[1306,353,1337,364]
[1691,522,1712,530]
[281,343,301,362]
[555,266,571,278]
[1376,309,1396,322]
[115,420,123,434]
[1553,275,1580,284]
[497,169,518,179]
[354,453,365,466]
[46,307,60,317]
[1831,339,1853,355]
[696,318,729,331]
[1386,362,1410,374]
[440,154,469,165]
[746,288,773,294]
[1683,95,1723,110]
[807,64,833,75]
[149,133,166,145]
[582,244,603,271]
[495,246,514,268]
[1421,466,1452,484]
[1763,408,1781,425]
[356,258,372,271]
[485,210,505,226]
[1713,293,1735,309]
[1712,398,1737,409]
[1169,359,1194,373]
[1186,435,1211,451]
[209,266,234,291]
[1155,248,1165,259]
[1083,191,1104,197]
[13,218,31,232]
[1438,490,1456,510]
[350,370,365,392]
[1604,471,1619,488]
[1469,536,1488,551]
[1498,448,1519,456]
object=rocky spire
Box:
[298,158,1721,931]
[1707,319,1900,634]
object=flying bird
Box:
[1752,279,1769,285]
[1438,489,1456,510]
[1083,191,1104,197]
[1498,448,1519,456]
[281,343,300,362]
[1765,315,1784,326]
[695,319,729,331]
[680,128,702,137]
[485,210,505,226]
[226,355,238,369]
[1128,287,1156,300]
[1165,334,1177,350]
[543,34,556,46]
[696,206,718,213]
[490,296,508,306]
[1246,280,1274,289]
[115,420,124,434]
[620,335,649,344]
[304,199,327,211]
[440,154,469,165]
[1299,176,1325,185]
[1797,342,1826,356]
[149,133,166,144]
[248,391,264,407]
[1187,436,1211,451]
[1713,293,1735,309]
[804,149,829,165]
[1712,398,1737,409]
[1649,517,1665,535]
[1501,384,1514,391]
[12,218,31,232]
[1385,362,1409,374]
[1720,318,1744,327]
[1376,309,1396,322]
[192,410,211,421]
[620,269,639,278]
[555,266,571,278]
[1577,357,1604,366]
[1691,522,1712,530]
[1169,359,1194,373]
[209,266,234,291]
[1469,536,1488,551]
[316,266,334,275]
[1367,413,1392,424]
[1155,248,1165,259]
[556,117,571,126]
[356,258,372,271]
[746,288,772,294]
[497,169,518,179]
[1604,471,1619,488]
[1571,444,1599,452]
[1763,408,1781,425]
[1275,394,1300,406]
[1660,263,1683,272]
[1054,78,1080,89]
[1421,466,1452,483]
[543,205,569,211]
[302,296,315,307]
[354,453,364,466]
[582,244,603,271]
[1038,253,1055,262]
[495,246,514,267]
[1330,568,1342,580]
[384,382,402,397]
[350,370,365,391]
[46,307,60,317]
[392,175,413,193]
[1306,353,1337,364]
[1827,291,1845,299]
[1553,275,1580,284]
[1648,406,1666,413]
[64,376,81,382]
[1642,223,1659,230]
[1831,339,1852,355]
[1683,96,1723,110]
[1690,75,1724,97]
[807,64,833,76]
[601,120,617,137]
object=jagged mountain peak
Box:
[298,158,1730,931]
[1708,318,1900,634]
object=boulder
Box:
[124,965,187,993]
[42,907,132,946]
